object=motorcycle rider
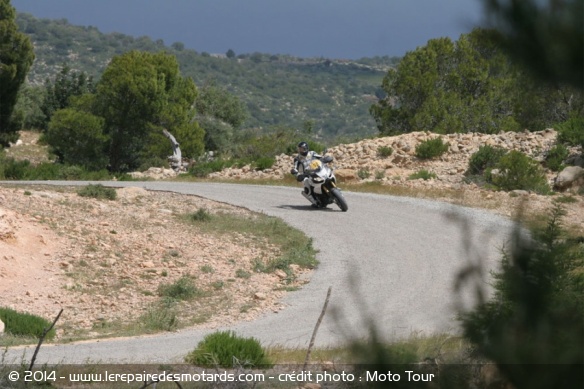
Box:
[290,141,323,207]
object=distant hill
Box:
[17,12,400,142]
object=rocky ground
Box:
[1,129,582,341]
[0,185,307,340]
[208,129,583,230]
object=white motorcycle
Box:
[292,155,348,212]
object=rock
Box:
[334,169,358,181]
[274,269,288,279]
[0,319,4,335]
[254,292,267,300]
[554,166,584,192]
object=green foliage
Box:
[140,300,178,331]
[0,307,55,339]
[17,13,392,141]
[483,0,583,89]
[467,145,507,175]
[377,145,393,158]
[94,50,204,171]
[195,81,248,152]
[77,184,117,200]
[544,144,569,172]
[462,203,583,388]
[253,156,275,171]
[408,170,437,180]
[188,159,229,178]
[371,29,522,135]
[157,275,201,301]
[45,108,109,170]
[415,137,449,159]
[185,330,272,367]
[40,65,95,130]
[0,0,35,146]
[357,169,371,180]
[188,208,212,222]
[556,117,584,148]
[488,150,550,194]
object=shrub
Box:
[461,203,583,387]
[157,275,200,301]
[415,137,449,159]
[374,170,385,180]
[253,156,275,171]
[139,300,179,331]
[188,208,212,223]
[556,117,584,148]
[185,330,272,367]
[0,307,56,339]
[377,145,393,158]
[487,150,550,194]
[189,159,228,178]
[1,158,30,179]
[357,169,371,180]
[408,169,437,180]
[77,184,117,200]
[544,144,569,172]
[467,145,507,175]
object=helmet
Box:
[297,141,309,156]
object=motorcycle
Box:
[291,154,348,212]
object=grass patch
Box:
[157,275,202,301]
[0,307,56,340]
[179,211,318,276]
[77,184,117,200]
[408,169,437,180]
[185,330,272,367]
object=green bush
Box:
[415,137,449,159]
[462,203,583,387]
[77,184,117,200]
[185,330,272,367]
[157,275,200,301]
[377,145,393,158]
[189,159,229,178]
[487,150,550,194]
[467,145,507,175]
[139,300,179,331]
[188,208,212,222]
[253,156,275,171]
[556,117,584,148]
[357,169,371,180]
[0,307,56,339]
[408,169,437,180]
[0,158,30,179]
[544,144,569,172]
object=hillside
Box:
[16,12,398,142]
[2,129,583,341]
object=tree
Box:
[225,49,235,59]
[0,0,35,146]
[45,108,109,170]
[370,29,521,136]
[482,0,583,90]
[40,65,95,130]
[94,50,204,171]
[195,81,248,152]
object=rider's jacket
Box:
[293,151,323,175]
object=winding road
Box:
[3,181,515,364]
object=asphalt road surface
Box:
[2,181,516,364]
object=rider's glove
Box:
[296,174,306,182]
[290,168,298,175]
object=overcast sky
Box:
[11,0,485,59]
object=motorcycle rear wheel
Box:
[331,188,348,212]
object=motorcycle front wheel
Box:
[331,188,348,212]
